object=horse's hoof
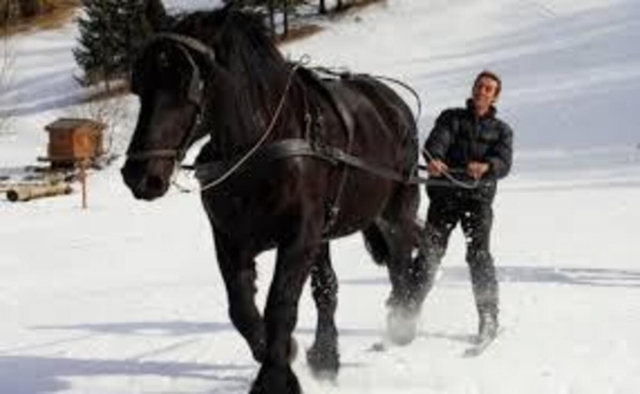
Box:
[386,307,419,346]
[306,345,339,380]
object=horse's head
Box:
[122,6,295,200]
[121,35,215,200]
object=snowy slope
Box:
[283,0,640,149]
[1,1,640,393]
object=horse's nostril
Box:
[121,163,139,189]
[145,175,166,193]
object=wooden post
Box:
[80,158,88,209]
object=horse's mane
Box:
[172,7,292,113]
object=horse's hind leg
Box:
[213,229,266,363]
[380,184,429,345]
[307,242,340,378]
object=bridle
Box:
[125,32,305,192]
[126,33,217,163]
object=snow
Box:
[1,0,640,393]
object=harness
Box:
[310,74,355,231]
[127,34,486,220]
[193,69,420,182]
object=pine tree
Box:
[73,0,153,89]
[117,0,153,81]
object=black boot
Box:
[468,250,499,343]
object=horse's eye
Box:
[158,52,170,68]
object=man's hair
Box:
[474,70,502,96]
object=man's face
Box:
[472,76,500,112]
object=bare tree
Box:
[318,0,326,14]
[282,0,289,36]
[267,0,276,37]
[18,0,47,18]
[0,3,15,136]
[0,1,19,25]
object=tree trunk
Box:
[18,0,44,18]
[267,0,276,37]
[0,1,9,25]
[319,0,326,15]
[0,0,19,25]
[282,0,289,38]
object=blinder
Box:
[127,33,217,162]
[183,47,205,105]
[130,33,217,108]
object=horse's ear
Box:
[222,1,237,11]
[145,0,169,31]
[220,1,243,17]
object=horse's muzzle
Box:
[121,160,170,201]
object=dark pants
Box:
[418,196,499,318]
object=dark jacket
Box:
[424,100,513,203]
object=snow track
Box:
[2,0,640,392]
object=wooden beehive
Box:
[43,118,106,167]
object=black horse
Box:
[121,5,428,394]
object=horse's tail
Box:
[363,216,426,267]
[362,220,391,266]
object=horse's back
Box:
[328,74,419,173]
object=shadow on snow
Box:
[342,266,640,289]
[0,355,253,394]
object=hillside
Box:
[1,1,639,393]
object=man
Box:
[418,70,513,343]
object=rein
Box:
[420,148,480,190]
[199,59,306,191]
[307,67,481,189]
[367,71,480,189]
[127,30,483,191]
[189,63,486,190]
[311,67,423,124]
[126,31,310,193]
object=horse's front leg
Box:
[250,219,322,394]
[307,242,340,379]
[213,229,266,363]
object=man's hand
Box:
[466,161,490,180]
[428,159,449,177]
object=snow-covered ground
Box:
[1,0,640,393]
